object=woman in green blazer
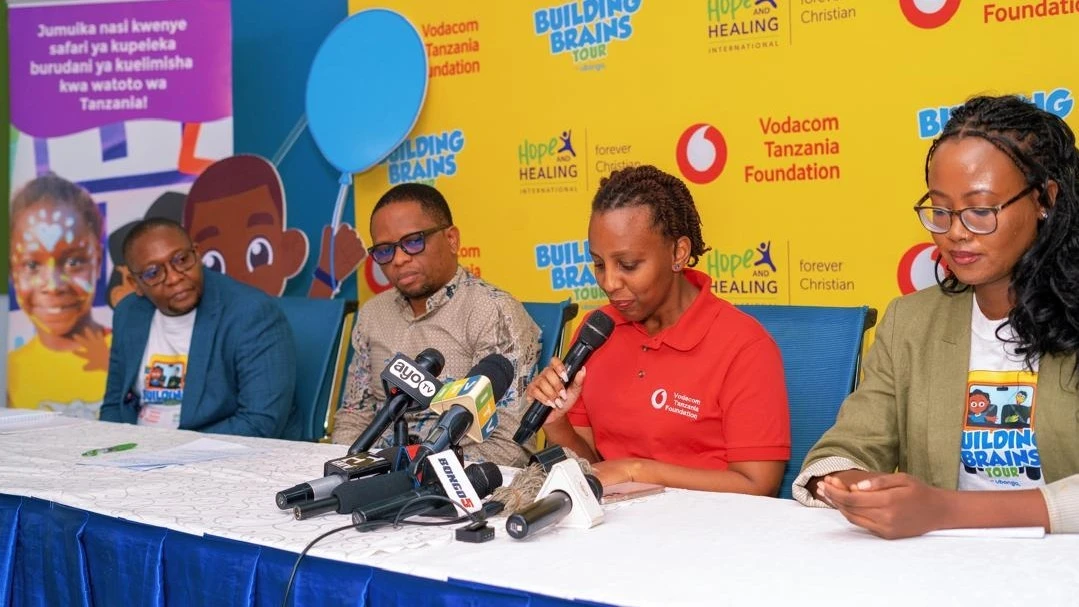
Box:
[795,95,1079,538]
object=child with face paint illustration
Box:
[8,174,110,416]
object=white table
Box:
[2,419,1077,606]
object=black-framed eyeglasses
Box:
[367,226,448,265]
[132,248,198,286]
[914,184,1038,235]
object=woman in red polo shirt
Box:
[527,165,791,495]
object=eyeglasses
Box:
[367,226,448,265]
[914,185,1038,235]
[132,248,198,286]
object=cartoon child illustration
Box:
[183,154,367,298]
[967,389,992,426]
[7,173,110,416]
[147,364,165,388]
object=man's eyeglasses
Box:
[914,184,1038,236]
[133,248,198,286]
[367,226,448,265]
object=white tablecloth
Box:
[2,420,1077,606]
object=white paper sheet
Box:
[77,437,258,470]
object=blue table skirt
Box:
[0,494,612,607]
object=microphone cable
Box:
[280,495,488,607]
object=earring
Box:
[672,263,682,272]
[1040,211,1049,220]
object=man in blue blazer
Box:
[101,218,296,437]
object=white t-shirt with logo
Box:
[135,309,197,429]
[958,299,1043,491]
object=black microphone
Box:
[408,354,514,475]
[292,470,415,520]
[351,461,503,525]
[505,474,602,540]
[349,348,445,455]
[513,311,615,445]
[275,450,391,509]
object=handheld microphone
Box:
[292,470,416,520]
[408,354,514,473]
[352,459,503,525]
[349,348,445,455]
[275,450,391,509]
[513,311,615,445]
[506,459,604,540]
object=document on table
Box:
[77,438,259,471]
[925,527,1045,539]
[0,408,82,433]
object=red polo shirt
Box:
[566,269,790,469]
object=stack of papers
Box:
[0,408,82,433]
[78,438,258,471]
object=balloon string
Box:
[271,114,308,167]
[327,179,350,296]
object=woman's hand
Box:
[591,458,644,487]
[817,472,952,539]
[524,358,586,426]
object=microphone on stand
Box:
[349,348,445,455]
[506,459,604,540]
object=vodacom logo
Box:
[650,388,668,410]
[897,243,949,294]
[675,123,727,184]
[363,257,393,295]
[900,0,961,29]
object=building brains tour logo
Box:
[533,0,642,69]
[383,129,465,185]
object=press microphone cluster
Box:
[281,352,515,524]
[512,311,615,446]
[276,348,444,511]
[409,353,514,475]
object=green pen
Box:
[81,442,138,457]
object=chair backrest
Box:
[276,297,357,442]
[522,299,580,366]
[735,304,877,499]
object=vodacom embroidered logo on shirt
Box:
[649,387,701,420]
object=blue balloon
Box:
[306,9,427,175]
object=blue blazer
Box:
[101,270,297,438]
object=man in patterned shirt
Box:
[331,183,540,466]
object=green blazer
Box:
[804,287,1079,489]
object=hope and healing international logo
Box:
[383,129,466,185]
[533,0,643,68]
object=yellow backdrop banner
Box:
[349,0,1078,325]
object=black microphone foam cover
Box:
[466,461,504,497]
[470,353,514,401]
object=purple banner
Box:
[9,0,232,138]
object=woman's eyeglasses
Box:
[367,226,448,265]
[913,184,1038,235]
[133,248,198,286]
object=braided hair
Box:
[591,165,710,266]
[927,95,1079,369]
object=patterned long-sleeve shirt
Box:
[331,266,540,467]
